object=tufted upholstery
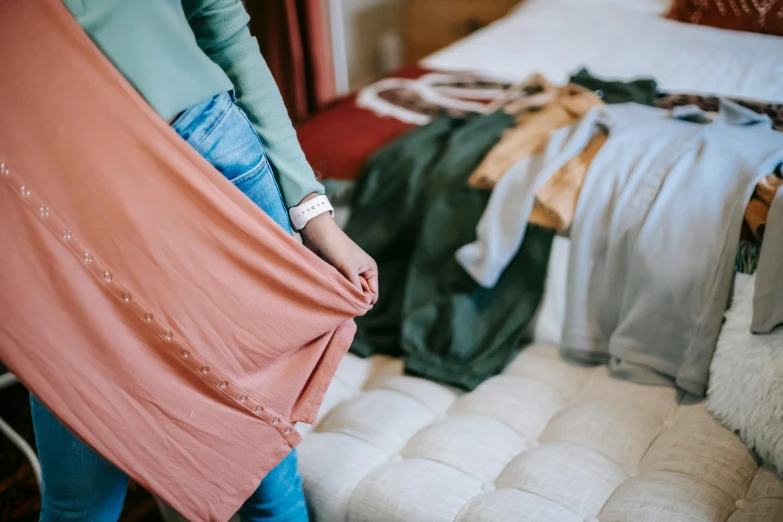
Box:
[294,235,783,522]
[297,345,783,522]
[151,236,783,522]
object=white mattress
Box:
[295,237,783,522]
[424,0,783,102]
[301,3,783,521]
[299,352,783,522]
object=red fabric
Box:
[248,0,335,122]
[298,65,431,180]
[0,2,372,520]
[667,0,783,36]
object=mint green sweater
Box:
[63,0,323,207]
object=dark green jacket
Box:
[346,112,555,390]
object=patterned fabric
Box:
[667,0,783,36]
[375,75,515,120]
[356,72,547,125]
[656,92,783,131]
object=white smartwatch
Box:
[288,194,334,231]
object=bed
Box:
[292,1,783,521]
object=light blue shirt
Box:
[458,101,783,395]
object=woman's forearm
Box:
[186,0,325,208]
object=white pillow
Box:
[543,0,672,15]
[611,0,672,14]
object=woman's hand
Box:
[300,212,379,305]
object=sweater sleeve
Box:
[184,0,324,208]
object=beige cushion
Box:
[299,345,783,521]
[156,233,783,522]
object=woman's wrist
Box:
[298,193,339,253]
[296,194,379,301]
[300,211,336,242]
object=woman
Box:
[32,1,378,520]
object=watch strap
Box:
[288,195,334,231]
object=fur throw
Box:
[707,274,783,475]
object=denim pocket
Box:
[233,157,291,231]
[194,103,270,185]
[178,96,291,232]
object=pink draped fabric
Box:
[0,1,372,520]
[248,0,336,123]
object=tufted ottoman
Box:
[296,346,783,522]
[153,236,783,522]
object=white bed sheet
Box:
[423,0,783,102]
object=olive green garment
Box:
[346,118,457,358]
[346,112,555,390]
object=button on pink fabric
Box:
[0,2,373,520]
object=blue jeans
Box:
[31,92,306,521]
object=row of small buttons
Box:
[1,161,300,445]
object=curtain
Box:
[247,0,336,123]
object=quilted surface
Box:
[297,347,783,522]
[151,237,783,522]
[294,234,783,522]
